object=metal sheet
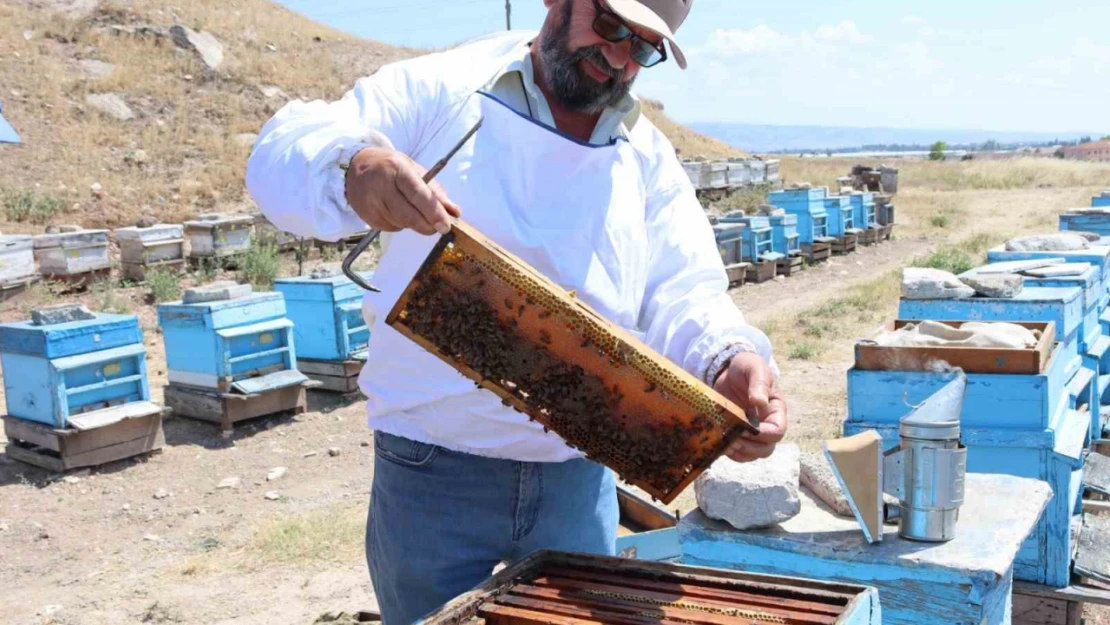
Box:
[1084,451,1110,497]
[1074,513,1110,584]
[0,104,21,144]
[230,369,309,395]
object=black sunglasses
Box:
[591,0,668,68]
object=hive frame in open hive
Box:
[387,221,758,504]
[415,550,877,625]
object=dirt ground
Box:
[2,158,1110,624]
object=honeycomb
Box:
[388,221,757,503]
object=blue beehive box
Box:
[157,285,307,393]
[1094,191,1110,207]
[711,222,745,266]
[273,270,372,362]
[849,192,877,228]
[729,216,777,262]
[768,214,800,255]
[0,308,150,428]
[1059,209,1110,236]
[987,244,1110,298]
[822,195,855,237]
[767,188,832,245]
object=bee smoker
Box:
[882,372,968,542]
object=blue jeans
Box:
[366,432,618,625]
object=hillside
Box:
[0,0,738,233]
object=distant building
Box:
[1061,140,1110,162]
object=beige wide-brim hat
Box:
[606,0,691,69]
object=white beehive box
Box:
[253,214,299,250]
[184,214,253,260]
[114,224,185,281]
[33,229,110,277]
[0,235,37,284]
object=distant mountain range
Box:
[688,123,1104,155]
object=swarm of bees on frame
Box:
[398,248,732,494]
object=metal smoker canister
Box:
[883,375,968,542]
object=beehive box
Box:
[711,223,744,266]
[33,229,110,278]
[157,284,307,393]
[273,269,372,362]
[823,195,856,237]
[1094,191,1110,208]
[1059,208,1110,237]
[114,224,185,281]
[387,221,757,503]
[184,214,253,260]
[0,307,150,428]
[986,245,1110,304]
[681,161,709,190]
[707,161,729,190]
[253,214,299,250]
[725,160,751,187]
[416,550,880,625]
[768,188,831,245]
[768,213,800,256]
[0,235,37,285]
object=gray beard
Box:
[538,1,633,114]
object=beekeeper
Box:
[247,0,787,622]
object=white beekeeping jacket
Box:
[246,31,776,462]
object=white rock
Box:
[153,488,170,500]
[259,84,288,100]
[328,447,341,457]
[799,452,853,517]
[901,268,975,300]
[62,476,82,484]
[1005,234,1089,252]
[234,132,258,147]
[143,534,163,542]
[303,451,318,458]
[694,444,801,530]
[77,59,115,79]
[38,605,62,617]
[216,477,240,489]
[169,25,224,70]
[266,467,287,481]
[85,93,134,121]
[264,491,281,501]
[959,273,1024,298]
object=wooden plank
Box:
[304,372,361,393]
[1085,500,1110,514]
[854,320,1055,374]
[58,422,163,470]
[1012,581,1110,608]
[3,414,163,472]
[297,359,363,377]
[617,485,678,531]
[4,441,66,472]
[746,260,777,283]
[59,409,162,457]
[1013,593,1071,625]
[3,416,62,452]
[166,383,307,430]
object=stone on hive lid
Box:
[1021,264,1089,278]
[799,451,853,517]
[694,444,800,530]
[1070,231,1101,242]
[757,204,785,216]
[309,264,342,279]
[901,268,975,300]
[791,182,812,189]
[136,215,158,228]
[959,272,1023,298]
[183,281,252,304]
[56,224,83,233]
[1005,233,1089,252]
[723,210,746,220]
[32,303,96,326]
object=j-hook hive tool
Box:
[341,118,484,292]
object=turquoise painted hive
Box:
[0,309,149,428]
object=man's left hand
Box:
[713,352,788,463]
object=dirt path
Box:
[731,234,932,324]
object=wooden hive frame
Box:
[387,220,758,504]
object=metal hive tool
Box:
[387,220,759,503]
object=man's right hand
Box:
[345,147,461,236]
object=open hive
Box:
[418,551,873,625]
[387,221,758,503]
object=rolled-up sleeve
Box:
[245,69,416,242]
[638,160,778,384]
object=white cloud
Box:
[902,15,926,25]
[702,25,790,56]
[813,21,871,44]
[917,26,936,39]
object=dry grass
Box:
[246,505,365,566]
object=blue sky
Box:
[276,0,1109,134]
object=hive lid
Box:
[33,229,110,248]
[184,213,253,227]
[274,266,372,286]
[0,234,33,249]
[0,311,141,358]
[32,303,96,326]
[114,224,184,241]
[182,281,253,304]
